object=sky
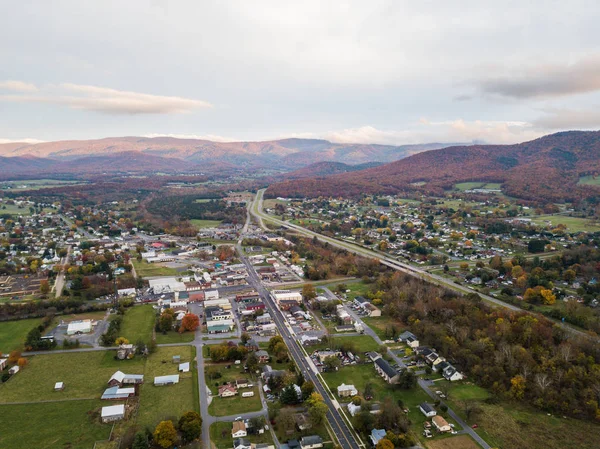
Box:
[1,1,600,146]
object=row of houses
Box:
[416,347,464,382]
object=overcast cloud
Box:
[1,1,599,145]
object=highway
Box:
[251,189,596,340]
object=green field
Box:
[210,421,274,449]
[361,316,404,340]
[136,346,198,427]
[194,198,219,203]
[191,219,222,228]
[531,214,600,232]
[120,305,156,342]
[0,399,112,449]
[205,361,263,417]
[0,179,86,191]
[454,182,502,191]
[131,259,179,278]
[313,335,380,353]
[577,175,600,186]
[155,330,196,344]
[0,317,42,352]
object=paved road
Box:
[252,189,595,341]
[53,244,71,297]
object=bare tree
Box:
[535,373,552,394]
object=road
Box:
[53,244,71,298]
[251,189,595,340]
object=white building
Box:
[272,290,302,304]
[67,320,92,335]
[101,404,125,423]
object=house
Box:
[366,351,381,362]
[245,338,259,351]
[294,413,312,430]
[0,358,7,370]
[8,366,19,375]
[369,429,386,446]
[440,363,464,382]
[101,386,136,400]
[236,379,250,388]
[54,382,64,391]
[272,290,302,305]
[337,383,358,397]
[219,384,238,397]
[432,415,451,432]
[363,302,381,317]
[234,439,252,449]
[108,371,144,387]
[374,357,399,384]
[154,375,180,386]
[419,403,437,417]
[255,350,270,363]
[101,404,125,423]
[253,444,275,449]
[232,421,247,438]
[261,365,285,381]
[300,435,323,449]
[179,362,190,373]
[347,402,361,416]
[399,331,419,348]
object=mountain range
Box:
[0,136,455,174]
[266,131,600,203]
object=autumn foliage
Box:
[179,313,200,333]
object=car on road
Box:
[472,424,478,429]
[235,416,243,421]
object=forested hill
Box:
[266,130,600,203]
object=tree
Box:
[115,337,129,345]
[179,411,202,443]
[240,332,251,344]
[510,375,526,400]
[464,400,483,421]
[280,384,300,405]
[268,335,284,353]
[159,312,174,333]
[307,392,328,425]
[8,350,21,364]
[459,262,469,272]
[153,420,178,449]
[301,380,315,400]
[302,283,317,301]
[273,342,289,361]
[180,313,200,333]
[277,408,296,434]
[17,357,28,368]
[132,432,149,449]
[40,280,50,295]
[376,439,394,449]
[246,352,259,373]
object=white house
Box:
[178,362,190,373]
[232,421,247,438]
[432,415,451,432]
[419,403,437,417]
[337,383,358,397]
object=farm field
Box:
[191,219,222,228]
[0,399,111,449]
[577,175,600,186]
[0,317,42,352]
[0,179,86,191]
[131,259,179,277]
[454,182,502,191]
[120,305,155,342]
[531,214,600,232]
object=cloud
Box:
[533,107,600,129]
[0,82,212,114]
[143,133,236,142]
[319,121,543,146]
[476,55,600,99]
[0,80,38,92]
[0,138,45,144]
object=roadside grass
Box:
[361,316,404,340]
[155,330,195,344]
[137,346,198,428]
[312,335,380,353]
[0,350,145,403]
[0,399,111,449]
[210,422,274,449]
[120,305,155,342]
[191,219,222,228]
[131,259,179,278]
[0,317,42,352]
[425,435,481,449]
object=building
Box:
[54,382,64,391]
[369,429,386,446]
[101,386,135,400]
[154,375,180,386]
[234,438,251,449]
[272,290,302,305]
[101,404,125,423]
[219,384,238,397]
[67,319,92,335]
[294,413,312,431]
[207,320,234,333]
[299,435,323,449]
[8,366,19,375]
[337,383,358,397]
[399,331,419,348]
[432,415,451,432]
[108,371,144,387]
[419,403,437,417]
[0,358,7,371]
[179,362,190,373]
[347,402,361,416]
[374,357,400,384]
[255,350,270,363]
[232,421,247,438]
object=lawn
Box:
[137,346,198,428]
[155,330,196,344]
[425,435,481,449]
[131,259,179,278]
[191,219,222,228]
[205,361,263,417]
[120,305,156,342]
[531,214,600,232]
[0,317,42,352]
[313,335,380,353]
[210,421,274,449]
[0,399,112,449]
[361,316,404,340]
[333,281,373,300]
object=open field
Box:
[324,280,372,300]
[210,421,274,449]
[0,350,145,403]
[361,316,404,340]
[454,182,502,191]
[0,399,111,449]
[120,305,155,342]
[137,345,198,427]
[0,201,54,216]
[313,335,380,353]
[0,179,86,191]
[191,219,222,228]
[577,175,600,186]
[131,259,179,277]
[425,435,481,449]
[531,214,600,232]
[0,317,42,352]
[155,330,195,344]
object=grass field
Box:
[577,175,600,186]
[531,214,600,232]
[313,335,380,353]
[210,421,274,449]
[191,219,222,228]
[205,361,263,416]
[324,280,372,300]
[120,305,155,342]
[194,198,219,203]
[155,330,196,344]
[0,317,42,352]
[454,182,502,191]
[1,179,86,191]
[0,399,112,449]
[361,316,404,340]
[131,259,179,278]
[137,346,198,427]
[425,435,480,449]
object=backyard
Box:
[210,421,274,449]
[205,361,263,417]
